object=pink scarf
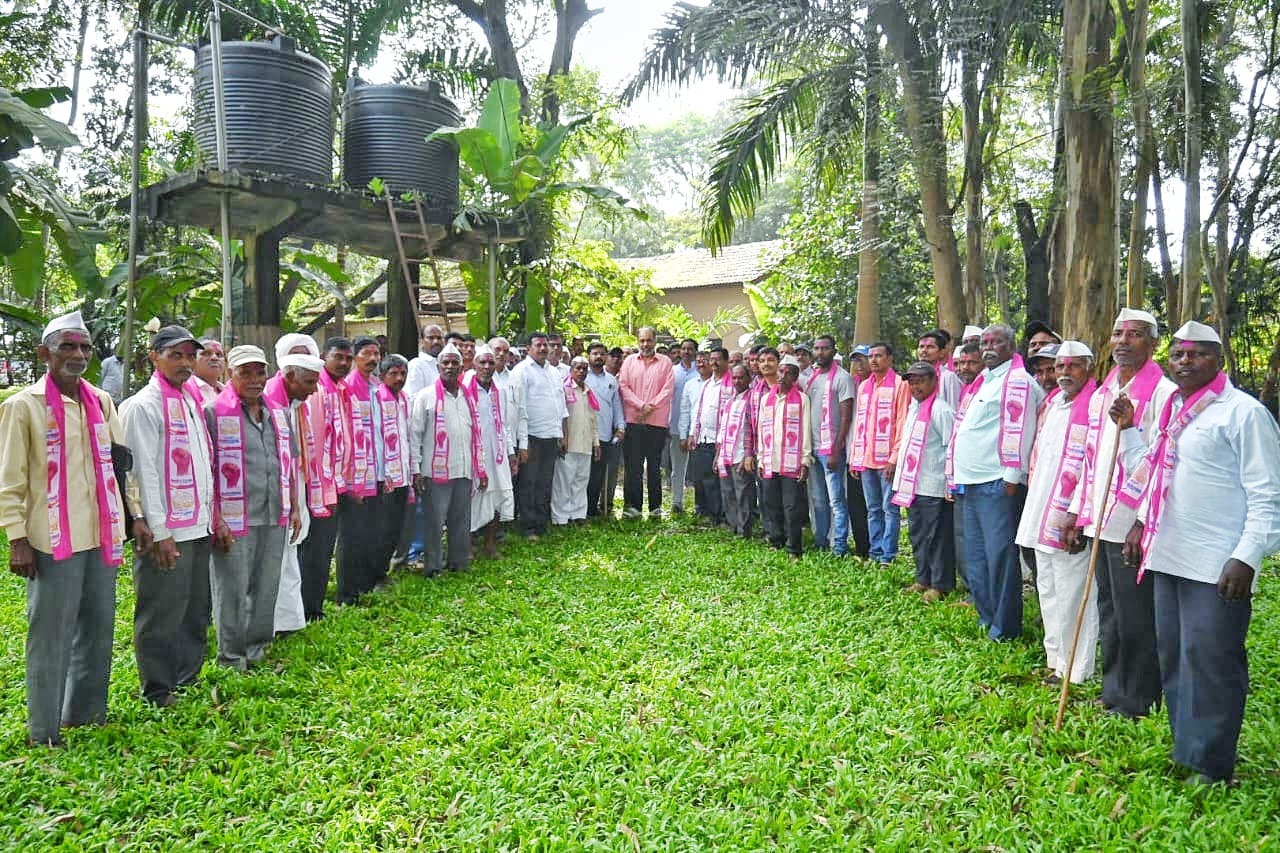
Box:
[564,376,600,411]
[717,389,753,476]
[807,363,842,456]
[466,376,508,476]
[211,384,291,537]
[263,374,328,518]
[375,383,413,490]
[316,368,349,497]
[943,356,1030,489]
[429,379,483,484]
[42,376,124,566]
[1034,379,1097,549]
[344,375,378,497]
[891,392,937,508]
[851,371,898,471]
[155,373,207,530]
[760,384,804,479]
[1078,359,1165,527]
[1113,372,1227,580]
[692,377,716,442]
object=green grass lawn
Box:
[1,520,1277,849]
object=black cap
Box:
[903,361,937,377]
[150,325,202,352]
[1028,344,1060,364]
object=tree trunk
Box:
[1047,57,1070,331]
[961,52,985,325]
[1125,0,1152,308]
[543,0,600,124]
[856,33,882,344]
[1205,10,1236,368]
[1015,200,1051,323]
[1180,0,1204,326]
[451,0,530,114]
[1060,0,1119,357]
[873,2,966,335]
[1150,153,1178,319]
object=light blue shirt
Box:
[585,367,625,444]
[669,361,697,432]
[951,358,1043,486]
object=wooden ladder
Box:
[385,193,452,333]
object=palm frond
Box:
[699,70,827,250]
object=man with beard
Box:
[1114,321,1280,785]
[805,335,856,556]
[467,345,516,556]
[619,327,676,520]
[205,345,298,672]
[121,325,215,706]
[947,324,1043,641]
[1063,308,1176,719]
[297,337,353,622]
[412,344,484,574]
[1,312,127,744]
[585,342,626,518]
[1014,342,1098,684]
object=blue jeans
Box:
[861,467,900,561]
[808,453,850,555]
[406,497,427,562]
[962,479,1023,640]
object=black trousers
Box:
[298,508,340,621]
[845,470,871,558]
[588,440,622,516]
[377,485,410,581]
[1094,538,1161,717]
[761,475,805,556]
[689,443,723,521]
[337,491,386,604]
[518,436,559,535]
[623,423,667,512]
[907,496,955,591]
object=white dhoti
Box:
[274,502,309,633]
[1035,548,1098,683]
[551,451,591,524]
[471,485,515,531]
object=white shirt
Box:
[1118,382,1280,588]
[951,359,1044,486]
[1015,392,1076,553]
[892,397,955,500]
[411,384,474,480]
[682,375,721,444]
[512,358,568,442]
[121,381,214,543]
[100,355,124,403]
[406,352,439,398]
[1072,368,1177,542]
[937,368,963,410]
[472,380,513,492]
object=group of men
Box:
[3,308,1278,787]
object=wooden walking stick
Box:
[1054,420,1126,731]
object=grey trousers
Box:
[719,466,756,537]
[952,491,968,589]
[26,549,117,743]
[907,496,956,591]
[422,477,472,574]
[134,535,212,702]
[1094,538,1161,716]
[1155,572,1252,781]
[211,524,286,669]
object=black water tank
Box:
[194,36,334,185]
[342,80,461,212]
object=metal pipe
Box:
[487,237,497,336]
[213,0,287,37]
[123,29,145,397]
[209,5,234,350]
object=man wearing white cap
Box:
[1,311,128,745]
[466,344,516,557]
[552,356,601,525]
[121,324,215,706]
[947,324,1043,641]
[1063,307,1175,718]
[205,345,299,671]
[412,343,484,574]
[962,325,983,346]
[1112,321,1280,784]
[267,337,325,634]
[1014,342,1099,684]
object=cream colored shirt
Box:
[0,381,125,554]
[756,388,813,474]
[564,384,600,456]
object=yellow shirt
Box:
[0,381,125,554]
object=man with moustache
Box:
[467,345,516,557]
[1063,308,1176,719]
[948,340,982,599]
[336,337,383,603]
[679,348,723,524]
[1,312,128,745]
[585,342,626,518]
[619,327,676,520]
[666,338,699,515]
[1014,342,1099,684]
[189,338,227,407]
[717,363,758,538]
[373,354,414,580]
[121,325,215,706]
[948,324,1043,641]
[917,329,964,408]
[850,342,910,566]
[412,344,484,574]
[757,355,811,558]
[512,332,567,540]
[805,335,856,556]
[205,345,299,671]
[843,345,873,558]
[1114,322,1280,785]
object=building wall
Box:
[653,283,753,348]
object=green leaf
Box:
[0,86,79,153]
[524,276,545,332]
[742,282,772,329]
[0,298,45,333]
[14,87,72,109]
[3,212,44,298]
[280,258,352,307]
[0,194,21,254]
[478,78,522,167]
[430,126,506,189]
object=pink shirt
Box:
[618,353,676,427]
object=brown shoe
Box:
[901,583,928,594]
[921,588,945,603]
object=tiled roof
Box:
[616,240,786,291]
